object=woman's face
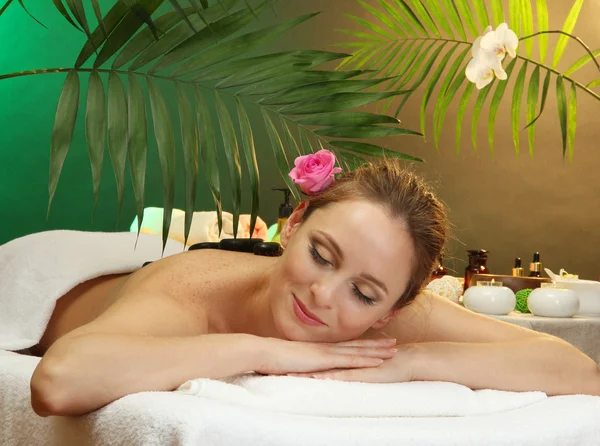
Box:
[268,200,416,343]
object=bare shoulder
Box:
[375,290,546,344]
[64,249,264,340]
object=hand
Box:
[255,338,397,376]
[287,344,417,383]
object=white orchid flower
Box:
[466,53,507,89]
[480,22,519,60]
[466,23,516,89]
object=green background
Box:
[0,1,284,245]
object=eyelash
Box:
[308,243,376,306]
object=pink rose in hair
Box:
[289,150,342,195]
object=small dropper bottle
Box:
[512,257,524,277]
[529,252,542,277]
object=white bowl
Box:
[463,286,516,315]
[527,287,579,318]
[554,279,600,317]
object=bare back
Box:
[33,249,276,356]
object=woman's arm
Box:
[32,292,395,417]
[409,337,600,396]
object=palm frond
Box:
[2,1,423,251]
[338,0,598,160]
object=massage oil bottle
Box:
[272,188,293,245]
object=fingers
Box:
[333,338,396,348]
[289,368,377,382]
[333,354,386,369]
[331,346,397,360]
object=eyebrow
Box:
[315,230,389,295]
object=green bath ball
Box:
[515,289,533,313]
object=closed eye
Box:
[352,284,376,306]
[309,243,331,266]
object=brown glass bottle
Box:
[431,256,448,280]
[464,250,490,291]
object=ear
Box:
[371,308,401,330]
[280,200,309,248]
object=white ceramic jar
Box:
[527,285,579,318]
[553,279,600,317]
[463,281,516,315]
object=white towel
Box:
[3,350,600,446]
[0,230,185,351]
[177,374,547,417]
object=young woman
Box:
[30,153,600,417]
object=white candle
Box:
[463,280,516,315]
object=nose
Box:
[310,275,338,309]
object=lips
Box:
[293,295,326,327]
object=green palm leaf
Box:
[564,49,600,76]
[472,0,490,30]
[149,5,257,73]
[261,78,389,106]
[526,65,540,157]
[215,92,242,239]
[169,0,198,31]
[280,91,409,115]
[420,43,459,137]
[421,0,454,38]
[48,70,79,218]
[91,0,107,38]
[553,0,584,69]
[128,0,238,70]
[556,75,568,158]
[76,1,129,67]
[587,79,600,88]
[524,69,551,130]
[85,71,106,218]
[176,83,199,246]
[262,110,300,203]
[508,0,521,42]
[147,77,177,252]
[113,7,193,69]
[329,140,423,161]
[300,131,314,155]
[65,0,94,46]
[392,0,427,35]
[51,0,81,31]
[511,61,528,155]
[378,0,412,37]
[315,125,420,138]
[567,81,577,162]
[406,0,440,37]
[127,72,148,237]
[491,0,503,26]
[521,0,534,57]
[107,72,128,225]
[357,0,403,38]
[236,69,366,96]
[195,88,223,234]
[488,58,517,153]
[93,0,164,69]
[443,0,470,40]
[433,46,471,148]
[536,0,549,64]
[297,112,399,126]
[450,0,475,39]
[279,117,302,160]
[455,81,475,154]
[170,12,319,77]
[236,97,260,237]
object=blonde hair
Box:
[302,158,448,309]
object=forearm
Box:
[410,336,600,396]
[31,333,263,416]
